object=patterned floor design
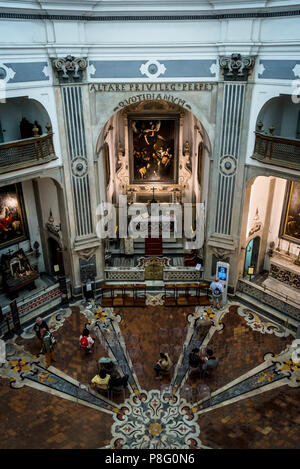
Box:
[0,297,299,449]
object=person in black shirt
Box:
[33,317,49,351]
[189,348,203,368]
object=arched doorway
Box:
[96,99,211,271]
[244,236,260,276]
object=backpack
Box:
[49,332,56,346]
[80,336,89,348]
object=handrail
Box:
[253,131,300,169]
[0,132,56,170]
[240,278,300,309]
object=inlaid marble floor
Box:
[0,298,299,449]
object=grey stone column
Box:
[206,54,255,290]
[51,56,104,295]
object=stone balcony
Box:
[0,132,58,174]
[252,131,300,171]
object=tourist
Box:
[189,348,203,368]
[91,369,111,391]
[40,327,56,368]
[210,277,224,309]
[110,373,129,389]
[202,348,219,373]
[154,352,173,379]
[34,317,49,352]
[98,357,117,375]
[79,327,94,353]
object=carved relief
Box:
[219,54,255,81]
[52,55,87,82]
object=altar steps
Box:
[133,238,184,255]
[235,279,300,331]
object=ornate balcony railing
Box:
[0,132,57,173]
[252,132,300,170]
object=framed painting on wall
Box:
[129,115,178,184]
[0,183,28,248]
[279,180,300,245]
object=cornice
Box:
[0,9,300,21]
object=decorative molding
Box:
[77,247,97,261]
[270,263,300,291]
[237,279,300,321]
[0,62,15,83]
[219,54,255,81]
[140,60,166,79]
[219,154,237,177]
[52,56,87,82]
[71,157,88,178]
[1,11,300,21]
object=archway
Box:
[244,236,260,276]
[47,237,65,276]
[95,99,212,273]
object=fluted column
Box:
[206,54,255,290]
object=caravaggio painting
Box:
[280,180,300,245]
[129,116,178,183]
[0,183,28,247]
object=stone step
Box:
[234,290,299,332]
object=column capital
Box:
[219,53,256,82]
[51,55,87,83]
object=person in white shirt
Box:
[209,277,224,309]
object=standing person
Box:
[154,352,173,380]
[188,348,203,368]
[202,348,219,373]
[210,277,224,310]
[41,327,56,368]
[79,327,94,353]
[33,317,49,352]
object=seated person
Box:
[79,327,94,352]
[189,348,203,368]
[154,352,173,380]
[202,348,219,371]
[91,369,111,391]
[109,374,129,389]
[98,357,117,376]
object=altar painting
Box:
[129,117,177,183]
[281,181,300,245]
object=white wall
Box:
[0,97,51,142]
[38,178,60,227]
[21,179,45,272]
[246,176,270,238]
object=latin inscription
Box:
[89,82,215,93]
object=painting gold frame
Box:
[280,180,300,245]
[129,115,178,184]
[0,183,28,248]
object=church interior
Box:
[0,0,300,452]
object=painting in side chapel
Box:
[280,181,300,245]
[0,184,28,248]
[129,116,178,184]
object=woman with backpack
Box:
[79,327,94,353]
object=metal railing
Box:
[252,132,300,170]
[0,132,56,172]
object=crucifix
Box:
[151,186,157,204]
